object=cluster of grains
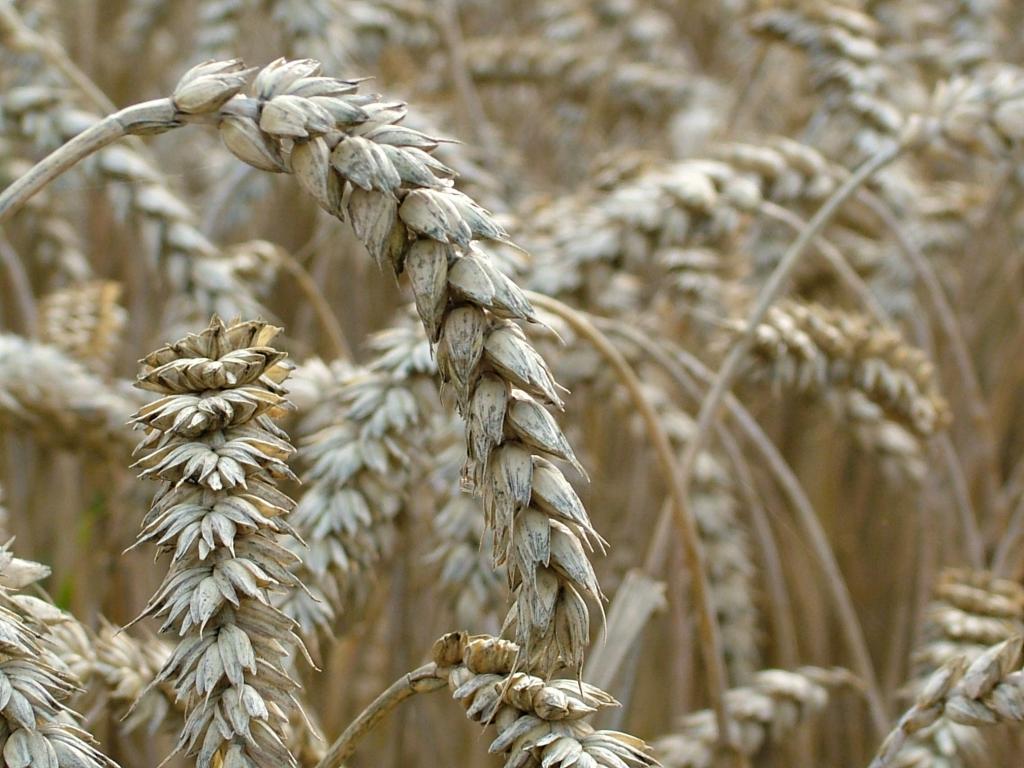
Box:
[283,324,437,639]
[0,545,113,767]
[890,569,1024,767]
[743,300,950,439]
[37,281,126,375]
[652,666,859,767]
[128,317,305,768]
[432,631,657,768]
[0,333,138,455]
[163,56,608,675]
[872,636,1024,768]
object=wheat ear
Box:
[129,316,307,768]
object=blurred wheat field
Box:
[1,0,1024,767]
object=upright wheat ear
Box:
[129,316,306,768]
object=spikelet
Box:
[37,281,126,375]
[652,665,860,767]
[0,544,115,767]
[743,300,950,438]
[433,631,658,768]
[129,316,306,768]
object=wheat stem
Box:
[525,290,737,752]
[317,663,446,768]
[0,99,177,224]
[0,232,35,334]
[676,145,904,562]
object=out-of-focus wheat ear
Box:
[742,300,950,439]
[281,323,439,642]
[652,665,860,768]
[747,3,904,157]
[886,568,1024,766]
[37,281,126,375]
[0,146,92,285]
[93,622,178,736]
[432,631,658,768]
[0,544,118,767]
[129,316,307,768]
[195,0,244,60]
[0,332,141,455]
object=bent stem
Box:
[317,663,446,768]
[525,290,737,751]
[675,144,905,557]
[604,322,891,737]
[0,98,178,225]
[859,189,999,528]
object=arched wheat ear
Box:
[129,316,307,768]
[0,54,609,676]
